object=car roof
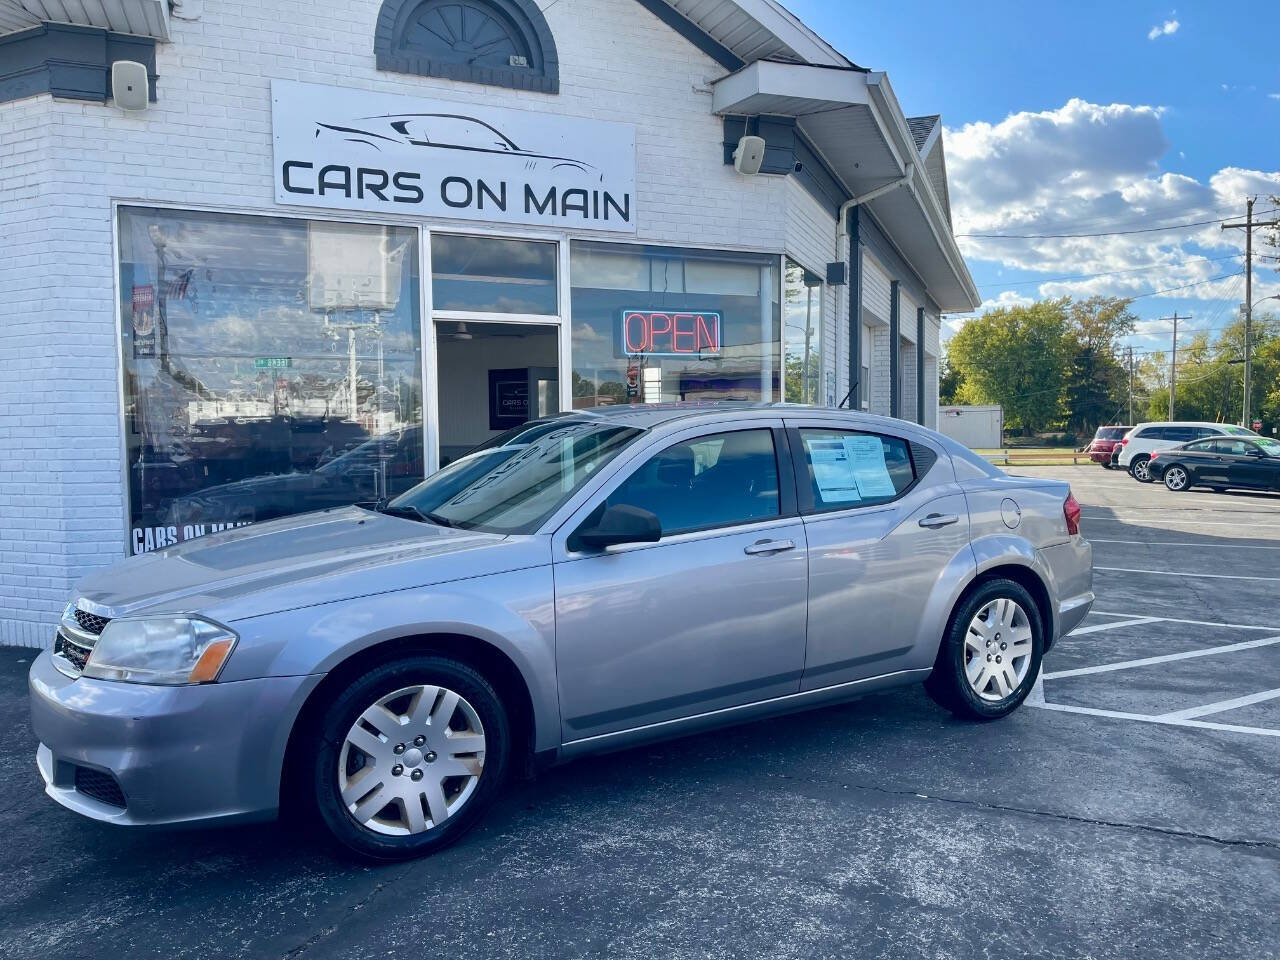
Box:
[1133,421,1235,429]
[562,401,922,433]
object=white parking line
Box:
[1028,699,1280,739]
[1095,566,1280,582]
[1088,611,1275,631]
[1042,635,1280,680]
[1082,516,1280,527]
[1157,687,1280,721]
[1069,617,1160,636]
[1090,538,1280,552]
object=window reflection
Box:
[569,242,780,407]
[118,207,423,554]
[430,233,557,314]
[783,259,823,405]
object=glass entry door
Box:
[434,320,561,466]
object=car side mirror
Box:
[575,504,662,550]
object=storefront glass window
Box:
[569,241,780,407]
[118,206,422,554]
[783,258,823,405]
[430,233,557,314]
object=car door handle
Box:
[743,538,795,555]
[918,513,960,529]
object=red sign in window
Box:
[618,310,721,357]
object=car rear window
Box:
[1096,427,1128,440]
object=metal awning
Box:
[0,0,169,40]
[712,59,979,311]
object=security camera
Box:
[733,135,766,176]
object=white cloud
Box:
[945,100,1280,313]
[1147,18,1179,39]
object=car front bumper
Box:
[29,650,322,827]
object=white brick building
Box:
[0,0,978,646]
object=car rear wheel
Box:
[310,655,510,861]
[1130,456,1152,482]
[924,578,1044,721]
[1163,466,1190,491]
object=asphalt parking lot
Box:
[0,465,1277,960]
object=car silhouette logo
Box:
[314,112,601,180]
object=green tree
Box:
[938,352,964,404]
[947,298,1070,434]
[1063,296,1137,435]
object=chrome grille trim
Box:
[73,609,110,635]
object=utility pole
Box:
[1223,198,1280,427]
[1158,313,1187,419]
[1128,345,1134,424]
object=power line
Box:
[973,254,1242,290]
[958,215,1239,240]
[958,207,1280,241]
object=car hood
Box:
[74,507,547,622]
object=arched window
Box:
[375,0,559,94]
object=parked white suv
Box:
[1117,421,1259,481]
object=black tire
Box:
[309,655,511,862]
[1129,455,1153,482]
[924,578,1045,721]
[1163,466,1191,492]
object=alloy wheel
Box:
[1132,458,1151,481]
[1164,466,1188,491]
[337,684,486,836]
[963,598,1034,702]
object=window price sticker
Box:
[807,434,898,503]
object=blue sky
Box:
[786,0,1280,357]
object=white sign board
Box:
[271,80,637,233]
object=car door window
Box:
[1216,439,1252,456]
[797,429,916,512]
[605,429,780,535]
[1164,427,1197,443]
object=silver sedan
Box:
[30,403,1093,860]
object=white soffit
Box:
[662,0,848,66]
[0,0,170,40]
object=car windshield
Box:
[1223,425,1259,437]
[384,419,643,534]
[1255,437,1280,456]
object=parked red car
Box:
[1088,425,1132,467]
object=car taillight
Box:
[1149,452,1159,461]
[1120,437,1129,446]
[1064,492,1081,536]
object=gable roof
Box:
[906,115,938,152]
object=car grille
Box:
[74,609,110,635]
[73,766,126,809]
[53,631,93,672]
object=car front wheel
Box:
[924,578,1044,721]
[310,655,510,861]
[1130,456,1152,482]
[1163,466,1190,491]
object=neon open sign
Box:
[618,310,721,357]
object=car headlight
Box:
[83,617,238,685]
